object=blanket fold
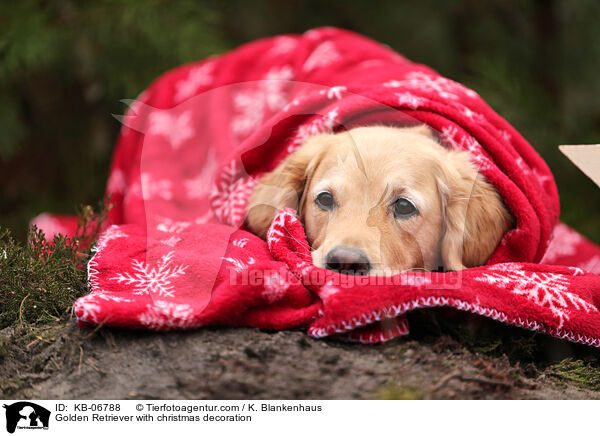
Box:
[32,27,600,345]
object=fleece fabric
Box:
[32,27,600,345]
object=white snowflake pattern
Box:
[463,137,493,170]
[175,62,214,103]
[541,223,583,263]
[487,263,524,272]
[232,238,249,248]
[302,41,341,72]
[568,267,585,276]
[138,300,194,330]
[222,256,256,273]
[266,209,300,247]
[396,92,425,109]
[214,176,257,225]
[211,161,240,208]
[459,105,484,122]
[230,66,294,138]
[283,98,302,112]
[319,279,340,299]
[160,236,182,247]
[184,147,219,199]
[295,260,313,277]
[319,85,347,100]
[263,66,295,110]
[110,251,188,298]
[230,92,264,137]
[515,157,531,174]
[499,129,512,142]
[262,271,290,303]
[440,125,460,148]
[533,167,553,187]
[287,107,340,154]
[474,270,597,328]
[93,293,133,303]
[156,217,191,234]
[148,110,195,149]
[400,274,432,287]
[95,225,127,251]
[135,173,173,201]
[440,125,492,170]
[210,160,258,226]
[383,72,478,100]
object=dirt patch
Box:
[2,310,600,400]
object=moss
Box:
[376,385,424,400]
[549,359,600,391]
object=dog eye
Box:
[392,197,418,219]
[315,191,335,210]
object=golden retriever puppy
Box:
[246,125,514,275]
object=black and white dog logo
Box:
[3,402,50,434]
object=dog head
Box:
[246,125,514,275]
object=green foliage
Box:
[0,201,109,328]
[0,0,229,240]
[549,358,600,390]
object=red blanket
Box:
[33,27,600,345]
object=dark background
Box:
[2,0,599,242]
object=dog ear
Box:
[438,151,514,271]
[246,133,333,238]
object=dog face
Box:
[246,125,514,275]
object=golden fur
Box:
[246,125,514,274]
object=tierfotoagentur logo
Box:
[3,402,50,434]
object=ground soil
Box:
[2,310,600,400]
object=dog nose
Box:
[325,246,371,275]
